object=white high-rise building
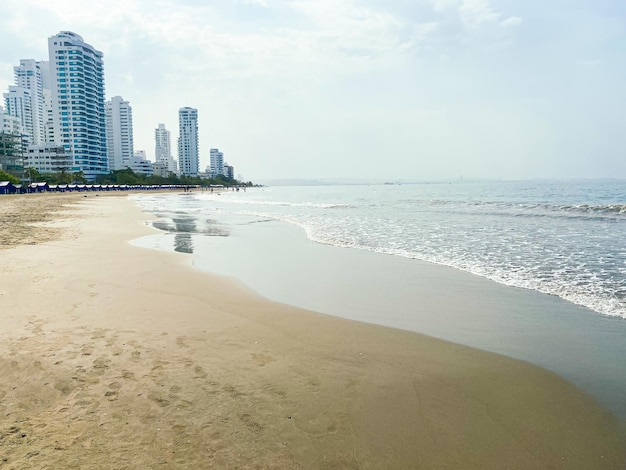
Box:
[3,86,33,144]
[155,123,176,174]
[209,148,224,177]
[14,60,45,145]
[106,95,134,171]
[48,31,107,180]
[178,107,199,176]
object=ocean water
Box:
[134,180,626,320]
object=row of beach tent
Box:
[0,181,198,195]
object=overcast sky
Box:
[1,0,625,182]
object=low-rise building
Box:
[24,143,70,174]
[152,160,170,178]
[129,150,153,176]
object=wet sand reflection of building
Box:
[151,214,230,255]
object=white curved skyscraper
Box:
[48,31,107,180]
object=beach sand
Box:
[0,193,624,469]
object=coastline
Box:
[0,193,624,468]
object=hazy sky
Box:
[1,0,625,182]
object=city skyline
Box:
[0,29,240,180]
[1,1,625,182]
[1,32,233,180]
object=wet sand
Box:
[0,193,624,468]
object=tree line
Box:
[7,167,254,187]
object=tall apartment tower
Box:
[178,107,199,176]
[48,31,107,180]
[106,96,134,171]
[13,60,45,145]
[155,123,176,174]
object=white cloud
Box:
[240,0,269,6]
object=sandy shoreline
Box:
[0,193,624,468]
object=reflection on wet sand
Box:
[149,214,230,254]
[151,216,230,235]
[174,233,194,254]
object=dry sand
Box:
[0,193,624,469]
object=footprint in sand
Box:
[176,400,194,411]
[108,381,122,390]
[148,392,170,408]
[193,365,207,378]
[238,413,263,433]
[90,329,107,340]
[251,353,275,367]
[104,390,118,401]
[92,357,110,375]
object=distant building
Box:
[106,96,134,171]
[209,148,224,177]
[48,31,107,180]
[13,59,45,145]
[155,123,176,174]
[24,143,70,174]
[224,163,234,179]
[178,107,199,176]
[3,86,33,145]
[129,150,153,176]
[152,160,169,178]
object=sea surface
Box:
[135,180,626,320]
[130,180,626,419]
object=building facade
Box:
[0,131,24,178]
[152,160,169,178]
[48,31,107,180]
[155,123,176,174]
[24,143,70,174]
[178,107,199,176]
[0,106,23,135]
[106,95,134,171]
